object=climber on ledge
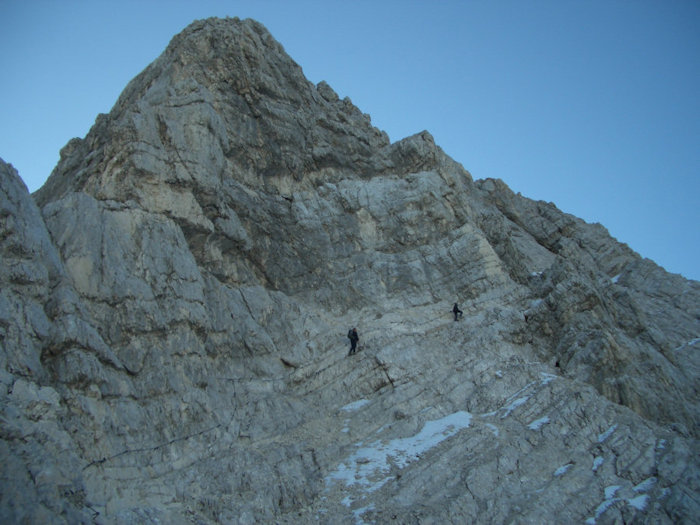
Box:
[452,303,463,321]
[347,327,359,355]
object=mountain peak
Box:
[36,16,397,210]
[3,18,699,524]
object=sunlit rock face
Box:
[2,17,699,524]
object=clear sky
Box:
[2,0,698,281]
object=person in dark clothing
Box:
[452,303,463,321]
[348,327,359,355]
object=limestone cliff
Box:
[2,17,698,524]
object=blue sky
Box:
[2,1,698,281]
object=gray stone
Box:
[1,17,698,524]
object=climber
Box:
[452,303,463,321]
[347,327,359,355]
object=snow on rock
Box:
[605,485,621,499]
[500,396,530,418]
[586,486,623,523]
[587,497,621,524]
[633,477,657,493]
[586,477,657,523]
[539,372,557,385]
[675,337,700,351]
[597,424,617,443]
[326,411,473,492]
[554,463,574,477]
[1,15,699,524]
[494,374,557,420]
[628,494,649,511]
[485,423,499,437]
[592,456,604,472]
[527,416,550,430]
[353,503,375,523]
[341,399,370,412]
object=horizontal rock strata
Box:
[1,17,698,524]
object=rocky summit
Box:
[1,17,699,524]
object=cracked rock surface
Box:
[1,17,698,524]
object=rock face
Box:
[2,17,699,524]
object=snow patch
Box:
[554,463,573,477]
[611,274,621,283]
[500,396,529,418]
[605,485,621,499]
[592,456,604,472]
[540,372,557,385]
[374,424,390,435]
[495,370,503,378]
[634,477,657,493]
[627,494,649,511]
[342,399,370,412]
[528,416,550,430]
[489,376,556,420]
[593,498,620,521]
[597,424,617,443]
[675,337,700,351]
[587,486,624,523]
[326,411,473,492]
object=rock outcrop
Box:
[2,17,698,524]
